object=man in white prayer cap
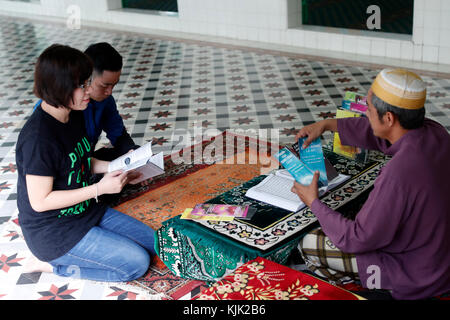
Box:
[291,68,450,300]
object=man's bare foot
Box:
[24,255,53,273]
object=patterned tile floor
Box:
[0,14,449,300]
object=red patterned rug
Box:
[193,257,362,300]
[129,256,208,300]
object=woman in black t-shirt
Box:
[16,44,156,282]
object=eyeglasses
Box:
[78,77,92,90]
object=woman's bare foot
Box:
[24,255,53,273]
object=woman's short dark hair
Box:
[84,42,123,74]
[371,92,426,130]
[34,44,93,108]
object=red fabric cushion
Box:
[193,257,361,300]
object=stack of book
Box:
[341,91,368,114]
[333,91,369,163]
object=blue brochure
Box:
[298,137,328,187]
[274,138,328,187]
[274,147,315,186]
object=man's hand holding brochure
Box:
[245,138,349,212]
[276,137,329,187]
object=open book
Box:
[245,167,350,212]
[107,142,165,184]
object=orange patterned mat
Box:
[115,148,276,230]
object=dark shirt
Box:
[16,104,106,261]
[84,96,138,156]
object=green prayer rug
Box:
[155,148,387,281]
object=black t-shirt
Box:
[16,104,107,261]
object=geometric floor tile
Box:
[37,283,79,301]
[16,272,42,285]
[0,253,25,273]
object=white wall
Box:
[0,0,449,65]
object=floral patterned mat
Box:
[193,257,361,300]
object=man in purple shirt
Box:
[292,69,450,299]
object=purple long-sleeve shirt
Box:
[311,117,450,299]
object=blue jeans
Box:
[49,207,156,282]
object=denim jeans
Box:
[49,207,155,282]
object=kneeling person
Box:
[84,42,139,161]
[292,69,450,300]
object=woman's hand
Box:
[97,170,130,195]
